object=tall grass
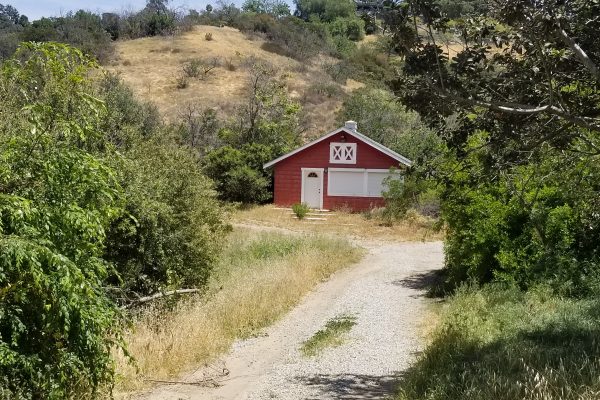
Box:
[397,285,600,400]
[114,229,363,394]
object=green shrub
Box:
[328,16,365,41]
[105,134,230,295]
[292,203,310,219]
[439,134,600,294]
[0,42,123,399]
[97,73,161,148]
[182,58,202,78]
[295,0,356,23]
[331,35,357,58]
[203,144,273,204]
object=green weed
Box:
[301,315,357,357]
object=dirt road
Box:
[138,240,444,400]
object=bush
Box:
[0,42,123,399]
[292,203,310,219]
[439,134,600,294]
[97,73,161,148]
[295,0,356,22]
[236,15,334,61]
[203,145,273,204]
[381,172,416,225]
[21,11,114,63]
[205,32,213,40]
[328,16,365,41]
[105,135,229,295]
[176,74,188,88]
[182,58,202,77]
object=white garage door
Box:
[328,168,401,197]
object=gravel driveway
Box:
[138,240,444,400]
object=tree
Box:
[0,42,123,398]
[242,0,291,17]
[0,4,28,59]
[203,145,272,203]
[222,61,301,155]
[338,87,440,163]
[294,0,356,22]
[388,0,600,292]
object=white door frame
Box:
[301,168,324,209]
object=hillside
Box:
[108,25,364,137]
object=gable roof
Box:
[263,125,413,169]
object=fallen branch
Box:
[124,289,201,309]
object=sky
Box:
[11,0,296,20]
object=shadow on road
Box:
[296,373,397,399]
[392,269,445,298]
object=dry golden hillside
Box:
[107,25,364,137]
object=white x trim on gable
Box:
[330,143,357,164]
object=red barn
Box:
[263,121,412,211]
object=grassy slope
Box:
[114,227,363,395]
[397,285,600,400]
[107,25,363,137]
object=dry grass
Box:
[234,205,443,242]
[107,25,359,137]
[113,227,363,396]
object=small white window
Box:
[330,143,357,164]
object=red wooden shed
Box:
[263,121,412,211]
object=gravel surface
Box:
[138,240,444,400]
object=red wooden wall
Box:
[272,130,402,211]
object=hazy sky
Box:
[12,1,296,20]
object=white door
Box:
[303,170,322,209]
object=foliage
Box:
[236,14,334,61]
[104,134,229,296]
[438,0,488,18]
[387,0,600,293]
[0,42,122,399]
[97,73,161,149]
[381,173,418,224]
[328,16,365,41]
[221,61,301,155]
[242,0,291,17]
[440,139,600,294]
[292,203,310,219]
[397,284,600,400]
[20,11,114,63]
[338,87,441,164]
[202,145,272,204]
[0,4,28,60]
[294,0,356,23]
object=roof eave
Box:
[263,127,413,169]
